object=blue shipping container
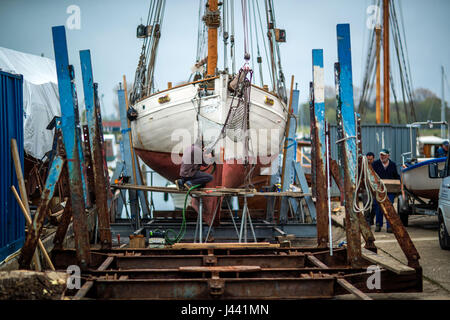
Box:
[0,70,25,263]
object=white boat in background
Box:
[398,121,448,226]
[401,157,447,201]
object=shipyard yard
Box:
[0,0,449,313]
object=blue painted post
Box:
[50,25,91,267]
[80,50,112,248]
[280,86,300,223]
[117,87,140,229]
[311,49,329,248]
[336,24,362,267]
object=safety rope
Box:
[352,155,387,214]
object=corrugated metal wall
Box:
[328,124,416,196]
[0,71,25,262]
[329,124,416,165]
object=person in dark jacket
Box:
[372,148,400,233]
[436,140,449,158]
[175,141,214,190]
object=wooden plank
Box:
[97,256,114,271]
[171,242,278,249]
[11,186,55,270]
[361,248,415,275]
[307,254,372,300]
[72,281,93,300]
[112,184,309,197]
[306,254,329,269]
[73,256,114,300]
[336,278,372,300]
[179,266,261,272]
[381,179,401,194]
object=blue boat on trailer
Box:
[397,121,448,226]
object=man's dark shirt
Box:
[436,147,448,158]
[372,159,400,180]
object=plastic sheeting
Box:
[0,47,60,160]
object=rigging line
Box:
[358,31,376,117]
[251,0,264,87]
[391,0,416,121]
[241,0,250,60]
[389,68,401,124]
[397,0,415,100]
[359,31,376,108]
[247,0,255,78]
[196,0,204,62]
[144,0,158,60]
[264,0,277,92]
[255,0,272,89]
[223,0,228,71]
[389,8,410,123]
[231,0,236,74]
[151,0,167,93]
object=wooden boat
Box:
[129,0,289,225]
[401,157,446,201]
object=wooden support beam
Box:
[111,184,310,197]
[366,164,421,269]
[10,139,41,271]
[80,50,112,249]
[11,186,55,271]
[361,248,415,275]
[312,49,329,248]
[51,25,90,268]
[18,155,64,269]
[73,256,114,300]
[307,255,372,300]
[336,24,362,268]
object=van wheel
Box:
[397,195,410,227]
[439,212,450,250]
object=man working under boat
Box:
[175,141,215,190]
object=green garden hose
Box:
[165,183,201,245]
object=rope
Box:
[352,155,387,214]
[241,0,250,60]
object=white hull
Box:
[131,74,288,162]
[402,158,446,200]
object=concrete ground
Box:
[332,207,450,300]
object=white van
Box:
[437,152,450,250]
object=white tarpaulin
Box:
[0,46,60,160]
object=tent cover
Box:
[0,46,60,160]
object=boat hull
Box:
[134,148,275,225]
[401,158,446,201]
[131,75,287,224]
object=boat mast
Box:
[376,26,381,124]
[442,66,446,138]
[383,0,390,123]
[205,0,220,77]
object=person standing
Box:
[372,149,400,233]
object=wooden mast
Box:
[206,0,219,77]
[376,27,382,124]
[383,0,390,123]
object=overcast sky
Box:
[0,0,449,118]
